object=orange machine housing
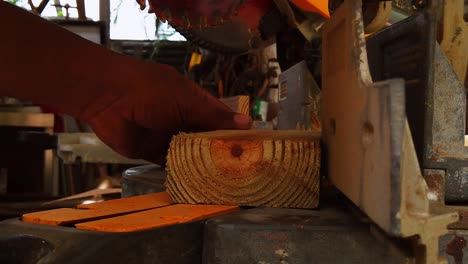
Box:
[290,0,330,18]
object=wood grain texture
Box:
[22,192,173,226]
[440,0,468,84]
[75,204,239,232]
[219,95,250,115]
[165,130,321,209]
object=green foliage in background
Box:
[6,0,21,4]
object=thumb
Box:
[233,114,252,129]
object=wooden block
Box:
[219,96,250,115]
[165,130,321,209]
[22,192,173,226]
[75,204,239,232]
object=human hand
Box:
[0,2,250,165]
[82,63,252,165]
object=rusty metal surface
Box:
[440,233,468,264]
[121,165,166,198]
[322,5,459,263]
[424,45,468,202]
[366,12,434,166]
[450,212,468,230]
[367,2,468,202]
[203,191,412,264]
[424,169,446,203]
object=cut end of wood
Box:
[166,130,321,209]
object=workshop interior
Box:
[0,0,468,263]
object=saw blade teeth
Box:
[213,15,224,26]
[182,16,192,29]
[200,16,208,29]
[136,0,146,10]
[147,0,156,13]
[157,11,166,21]
[164,9,172,24]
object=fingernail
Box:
[234,114,252,128]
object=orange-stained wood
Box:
[75,204,239,232]
[22,192,173,226]
[77,192,172,210]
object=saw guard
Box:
[290,0,330,18]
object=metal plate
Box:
[424,46,468,202]
[203,193,411,264]
[0,218,204,264]
[366,12,433,166]
[121,165,166,198]
[367,2,468,202]
[322,0,407,234]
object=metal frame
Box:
[321,1,458,262]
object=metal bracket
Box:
[322,0,458,262]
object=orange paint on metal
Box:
[290,0,330,18]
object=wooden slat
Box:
[75,204,239,232]
[0,112,54,128]
[22,192,173,226]
[76,192,172,210]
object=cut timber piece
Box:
[76,204,239,232]
[22,192,173,226]
[165,130,321,209]
[219,95,250,116]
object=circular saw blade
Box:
[136,0,272,53]
[174,18,258,53]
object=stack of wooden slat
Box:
[22,192,238,232]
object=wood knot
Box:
[231,144,243,157]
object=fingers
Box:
[87,110,146,160]
[233,114,253,129]
[181,81,253,132]
[137,130,172,166]
[91,116,167,165]
[89,63,254,164]
[135,114,253,164]
[143,63,252,132]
